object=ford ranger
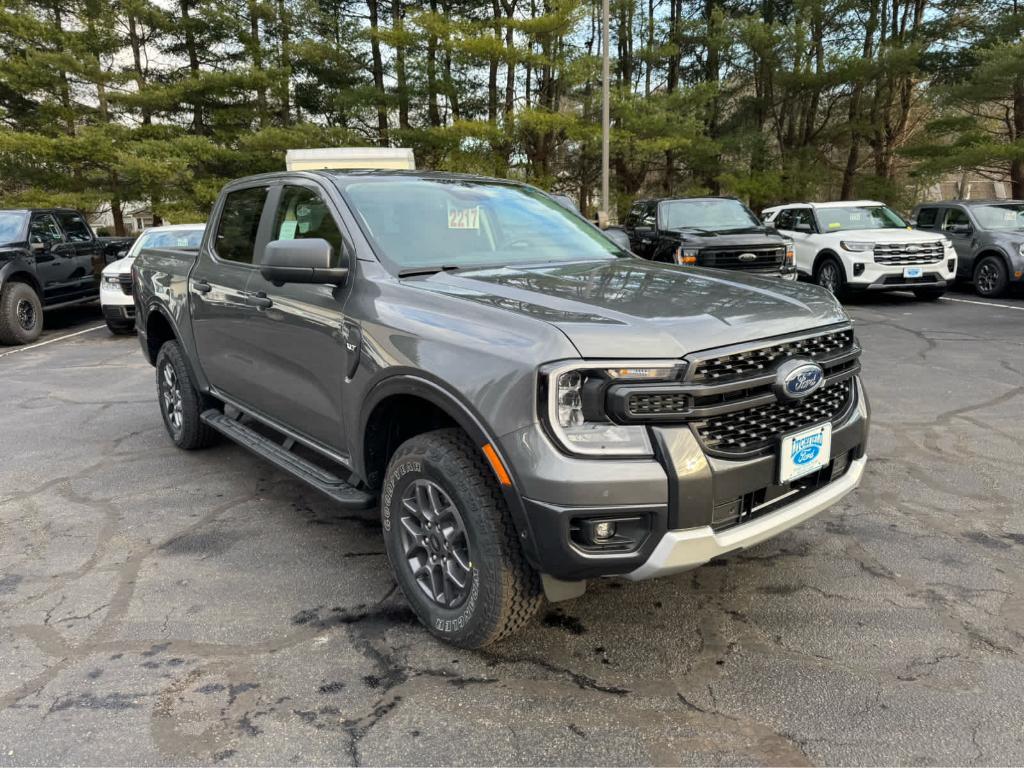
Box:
[133,170,869,648]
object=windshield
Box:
[0,212,27,244]
[659,199,760,231]
[972,203,1024,230]
[127,227,205,258]
[815,205,906,232]
[343,179,624,270]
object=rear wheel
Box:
[974,256,1008,298]
[913,288,946,301]
[0,281,43,346]
[381,428,542,648]
[814,255,846,298]
[154,341,217,450]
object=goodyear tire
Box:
[381,428,542,648]
[154,341,217,450]
[0,281,43,346]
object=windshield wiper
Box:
[397,262,502,278]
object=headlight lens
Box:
[544,363,678,457]
[840,240,874,253]
[103,274,121,285]
[673,246,699,265]
[783,238,795,266]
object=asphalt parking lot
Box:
[1,289,1023,766]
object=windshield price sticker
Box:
[448,206,480,230]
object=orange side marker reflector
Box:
[482,444,512,486]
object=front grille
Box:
[695,379,853,454]
[628,391,689,416]
[118,274,133,296]
[701,247,784,271]
[691,328,854,383]
[873,241,944,265]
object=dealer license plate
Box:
[903,266,923,278]
[779,422,832,483]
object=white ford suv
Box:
[762,200,957,301]
[100,224,205,334]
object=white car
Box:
[762,200,957,301]
[101,224,205,334]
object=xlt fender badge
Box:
[342,320,362,379]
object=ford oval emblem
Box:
[738,253,758,261]
[774,359,825,401]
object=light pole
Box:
[600,0,610,227]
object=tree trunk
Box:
[840,0,879,199]
[427,0,441,126]
[179,0,204,134]
[1012,71,1024,197]
[278,0,291,124]
[367,0,389,144]
[393,0,409,130]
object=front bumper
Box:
[504,376,869,583]
[845,252,956,290]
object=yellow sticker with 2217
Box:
[448,206,480,230]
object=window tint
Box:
[271,186,344,266]
[943,208,971,232]
[775,208,813,231]
[215,187,269,264]
[639,203,657,227]
[915,208,938,228]
[30,213,64,244]
[624,204,643,228]
[56,211,92,243]
[775,209,794,230]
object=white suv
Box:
[100,224,205,334]
[762,200,957,301]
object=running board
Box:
[201,410,376,509]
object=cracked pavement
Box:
[1,291,1023,765]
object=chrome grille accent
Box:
[694,379,853,454]
[690,328,854,384]
[873,241,944,265]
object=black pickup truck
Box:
[134,170,868,647]
[0,208,134,344]
[623,197,797,279]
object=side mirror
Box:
[949,223,972,236]
[30,241,47,253]
[793,222,813,234]
[603,226,632,252]
[260,238,349,286]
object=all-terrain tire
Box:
[0,281,43,346]
[154,340,217,450]
[381,428,542,648]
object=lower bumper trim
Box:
[624,455,866,580]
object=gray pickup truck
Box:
[133,170,869,648]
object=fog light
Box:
[593,521,616,541]
[853,263,865,277]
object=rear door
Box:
[28,213,76,303]
[189,183,271,405]
[239,180,354,451]
[54,211,102,296]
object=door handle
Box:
[192,280,212,293]
[249,291,273,309]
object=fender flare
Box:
[358,371,541,567]
[812,248,842,276]
[0,259,43,296]
[973,247,1014,277]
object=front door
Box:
[54,211,103,296]
[28,213,76,303]
[241,181,353,452]
[941,207,975,276]
[190,183,270,405]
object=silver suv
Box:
[911,200,1024,297]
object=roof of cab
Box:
[763,200,884,211]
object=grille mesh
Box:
[702,247,785,270]
[691,328,854,383]
[873,241,944,265]
[696,379,853,454]
[628,391,690,416]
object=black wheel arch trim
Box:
[974,249,1012,275]
[0,260,43,297]
[357,371,542,569]
[143,300,210,392]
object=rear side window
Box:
[915,208,938,228]
[271,186,344,266]
[56,211,92,243]
[215,187,269,264]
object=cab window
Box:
[215,186,269,264]
[56,211,92,243]
[30,213,64,245]
[942,208,971,233]
[915,207,939,229]
[270,186,344,266]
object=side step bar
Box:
[201,410,376,509]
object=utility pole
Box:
[600,0,610,227]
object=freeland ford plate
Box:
[779,422,832,484]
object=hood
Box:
[824,228,943,242]
[406,258,847,359]
[102,256,134,276]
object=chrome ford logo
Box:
[738,253,758,261]
[774,359,825,401]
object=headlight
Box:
[941,237,953,249]
[103,274,121,285]
[840,241,874,253]
[673,246,699,265]
[1018,243,1024,257]
[782,238,795,266]
[543,362,679,457]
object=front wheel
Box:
[914,288,946,302]
[814,256,846,299]
[0,281,43,345]
[974,256,1008,298]
[154,341,217,450]
[381,428,542,648]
